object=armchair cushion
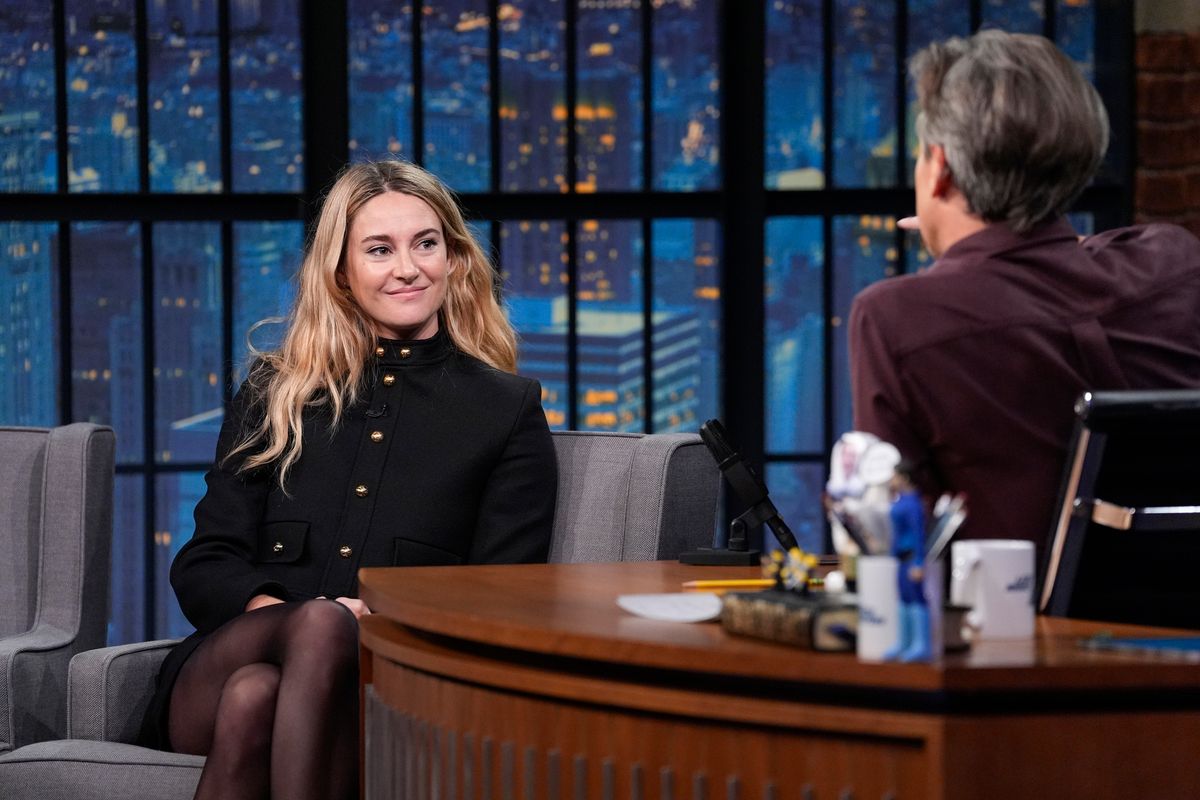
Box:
[0,642,202,800]
[68,640,180,744]
[0,740,203,799]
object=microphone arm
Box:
[680,419,800,566]
[700,419,800,553]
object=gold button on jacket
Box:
[339,545,352,558]
[370,430,384,443]
[355,484,369,497]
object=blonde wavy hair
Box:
[228,159,517,487]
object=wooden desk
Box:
[359,562,1200,800]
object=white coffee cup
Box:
[856,555,900,661]
[950,540,1036,640]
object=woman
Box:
[141,160,558,800]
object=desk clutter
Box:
[707,552,970,656]
[639,421,1050,660]
[720,588,858,651]
[616,557,984,658]
[631,421,1047,660]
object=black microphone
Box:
[680,419,801,566]
[700,420,800,552]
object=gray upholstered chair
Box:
[0,430,718,798]
[0,424,114,754]
[0,642,207,798]
[548,430,718,562]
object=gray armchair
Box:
[0,423,114,754]
[0,642,205,798]
[0,430,718,798]
[549,430,718,562]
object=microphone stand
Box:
[680,419,801,566]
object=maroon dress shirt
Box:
[850,219,1200,552]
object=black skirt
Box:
[136,630,206,751]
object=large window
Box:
[0,0,1129,641]
[759,0,1124,553]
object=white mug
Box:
[856,555,900,661]
[950,540,1036,640]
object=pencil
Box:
[681,578,775,591]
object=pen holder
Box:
[856,555,899,661]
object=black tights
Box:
[168,599,360,800]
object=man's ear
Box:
[929,144,954,198]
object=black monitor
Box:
[1039,389,1200,629]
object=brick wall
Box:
[1135,31,1200,236]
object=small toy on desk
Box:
[825,432,902,558]
[824,433,971,660]
[764,546,820,593]
[883,463,932,662]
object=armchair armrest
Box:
[0,623,75,750]
[67,640,180,743]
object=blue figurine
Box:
[883,463,931,662]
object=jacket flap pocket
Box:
[258,521,309,564]
[393,537,465,567]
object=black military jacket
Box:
[170,328,557,635]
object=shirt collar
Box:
[934,217,1080,272]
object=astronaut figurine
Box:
[883,463,931,662]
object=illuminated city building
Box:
[65,1,141,192]
[233,222,303,372]
[0,223,58,425]
[513,296,701,434]
[152,223,223,464]
[0,5,57,192]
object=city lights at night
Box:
[0,0,1100,642]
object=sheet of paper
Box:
[616,592,723,623]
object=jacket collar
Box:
[373,325,453,367]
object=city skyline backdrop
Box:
[0,0,1110,642]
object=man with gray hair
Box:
[849,30,1200,553]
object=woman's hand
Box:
[319,596,372,619]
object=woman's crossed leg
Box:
[168,599,360,800]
